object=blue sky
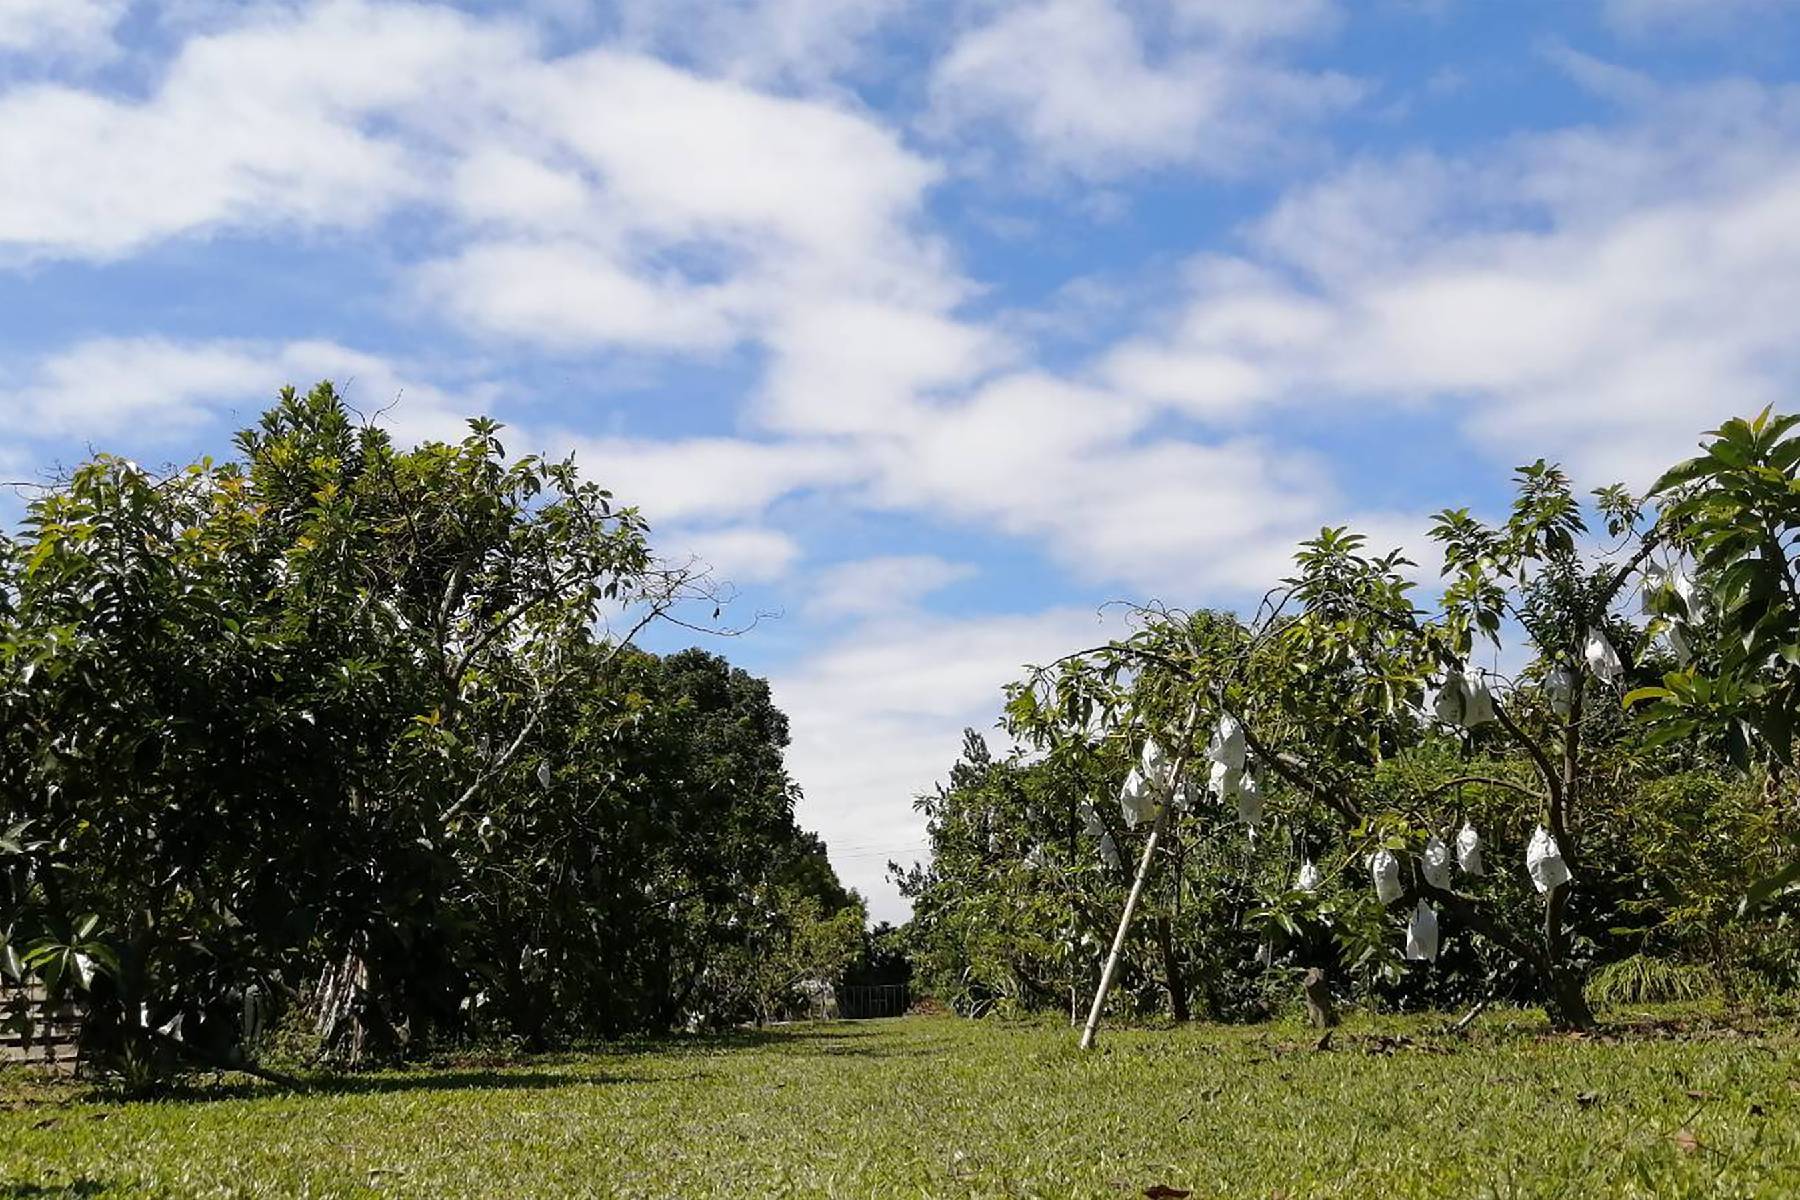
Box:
[4,0,1799,919]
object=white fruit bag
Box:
[1433,671,1468,725]
[1526,825,1571,893]
[1297,859,1322,892]
[1140,738,1173,795]
[1207,714,1246,771]
[1098,831,1121,869]
[1641,563,1667,614]
[1462,673,1496,727]
[1545,665,1576,719]
[1236,771,1263,827]
[1668,624,1693,666]
[1119,768,1162,828]
[1080,801,1106,838]
[1170,777,1197,813]
[1405,900,1440,962]
[1368,848,1403,904]
[1209,759,1242,800]
[1455,822,1484,876]
[1671,568,1698,620]
[1421,834,1453,889]
[1584,628,1623,684]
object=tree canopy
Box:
[900,411,1800,1033]
[0,384,861,1077]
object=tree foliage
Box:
[0,384,858,1076]
[901,416,1800,1031]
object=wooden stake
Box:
[1080,700,1203,1050]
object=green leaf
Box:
[1741,859,1800,915]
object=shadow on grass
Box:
[58,1019,925,1106]
[84,1065,717,1108]
[582,1021,896,1057]
[0,1182,108,1198]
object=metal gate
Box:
[839,983,909,1019]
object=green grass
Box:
[4,1007,1800,1198]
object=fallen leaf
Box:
[1143,1186,1192,1199]
[1671,1129,1702,1155]
[1576,1091,1599,1108]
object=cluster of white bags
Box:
[1195,715,1261,826]
[1433,668,1496,728]
[1362,821,1501,964]
[1119,736,1178,827]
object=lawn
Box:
[3,1008,1799,1198]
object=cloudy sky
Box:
[4,0,1798,919]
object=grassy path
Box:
[3,1010,1799,1197]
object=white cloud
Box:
[612,0,908,88]
[1,336,480,448]
[928,0,1359,178]
[559,435,862,525]
[775,604,1122,921]
[0,1,534,261]
[807,554,977,619]
[673,525,803,584]
[860,371,1334,594]
[1101,76,1800,485]
[0,0,129,58]
[417,239,746,352]
[1604,0,1800,33]
[0,2,985,474]
[757,299,1008,436]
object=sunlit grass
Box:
[3,1006,1799,1197]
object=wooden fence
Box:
[0,982,83,1073]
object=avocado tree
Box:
[1630,409,1800,905]
[1009,462,1668,1038]
[0,383,842,1076]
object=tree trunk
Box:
[1154,916,1189,1023]
[1543,963,1595,1030]
[1302,968,1338,1029]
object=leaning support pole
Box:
[1080,700,1203,1050]
[1079,806,1170,1049]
